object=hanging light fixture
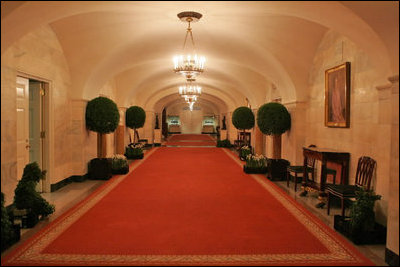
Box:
[173,11,205,82]
[184,95,197,111]
[178,83,202,97]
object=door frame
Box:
[17,71,53,193]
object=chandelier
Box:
[178,83,202,97]
[184,95,197,111]
[173,11,205,82]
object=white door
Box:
[16,76,30,181]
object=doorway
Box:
[16,76,49,192]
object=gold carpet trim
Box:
[4,147,366,265]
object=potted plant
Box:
[216,139,231,148]
[1,192,19,252]
[125,143,144,160]
[126,106,146,145]
[239,145,252,161]
[243,154,268,174]
[86,96,120,180]
[232,106,255,148]
[111,155,129,174]
[257,102,291,180]
[13,162,55,228]
[334,188,386,245]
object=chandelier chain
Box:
[182,19,196,52]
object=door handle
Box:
[26,144,31,149]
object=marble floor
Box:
[2,177,388,266]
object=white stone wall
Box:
[0,26,87,204]
[304,31,391,224]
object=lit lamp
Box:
[173,11,205,82]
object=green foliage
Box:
[239,145,252,159]
[85,96,120,134]
[350,188,381,233]
[216,139,231,148]
[14,162,55,218]
[232,106,255,130]
[126,106,146,130]
[257,102,291,135]
[125,144,144,158]
[1,192,14,251]
[245,154,267,168]
[111,155,128,171]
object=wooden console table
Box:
[301,147,350,205]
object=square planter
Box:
[267,159,290,181]
[13,208,39,229]
[125,153,144,160]
[111,166,129,175]
[88,158,112,180]
[334,215,387,245]
[243,166,268,174]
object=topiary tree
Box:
[86,96,120,158]
[232,106,255,145]
[14,162,55,224]
[257,102,291,159]
[126,106,146,144]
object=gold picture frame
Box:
[325,62,350,128]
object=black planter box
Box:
[243,166,268,174]
[334,215,387,245]
[88,158,112,180]
[111,166,129,175]
[125,153,144,160]
[267,159,290,181]
[13,209,39,229]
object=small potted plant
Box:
[334,188,386,245]
[13,162,55,228]
[111,155,129,174]
[243,154,268,174]
[125,143,144,160]
[239,145,252,161]
[216,139,231,148]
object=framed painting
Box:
[325,62,351,128]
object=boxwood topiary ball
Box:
[85,96,120,134]
[257,102,291,135]
[232,106,255,130]
[126,106,146,129]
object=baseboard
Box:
[51,177,73,192]
[386,247,399,266]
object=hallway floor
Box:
[1,148,388,266]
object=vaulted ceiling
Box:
[2,1,398,113]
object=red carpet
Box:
[168,134,215,141]
[166,134,216,147]
[1,147,374,266]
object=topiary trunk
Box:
[97,133,107,158]
[272,134,281,159]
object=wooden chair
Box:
[287,145,317,192]
[287,145,337,192]
[326,156,376,217]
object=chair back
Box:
[306,144,317,168]
[355,156,376,190]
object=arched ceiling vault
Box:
[2,1,397,112]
